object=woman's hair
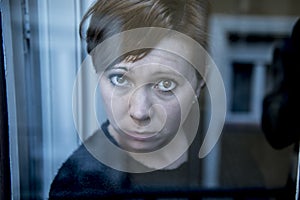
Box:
[80,0,208,61]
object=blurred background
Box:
[0,0,299,199]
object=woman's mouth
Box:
[123,130,158,141]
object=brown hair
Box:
[80,0,208,58]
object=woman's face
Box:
[98,38,201,153]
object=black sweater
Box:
[48,121,193,199]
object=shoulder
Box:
[49,134,129,199]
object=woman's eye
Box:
[155,80,176,92]
[109,75,130,87]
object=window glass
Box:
[2,0,299,199]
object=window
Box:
[2,0,299,199]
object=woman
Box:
[49,0,210,199]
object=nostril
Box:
[130,113,151,126]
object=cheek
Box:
[162,93,195,127]
[99,81,116,117]
[175,84,197,120]
[99,84,111,112]
[180,96,194,114]
[163,101,182,126]
[99,84,129,121]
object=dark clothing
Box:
[261,18,300,149]
[261,18,300,199]
[49,121,194,199]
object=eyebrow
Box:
[149,66,183,77]
[106,66,129,72]
[106,64,186,81]
[152,71,185,83]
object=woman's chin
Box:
[120,139,166,153]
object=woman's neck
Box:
[107,124,188,170]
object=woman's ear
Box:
[195,79,205,98]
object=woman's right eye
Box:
[109,74,130,87]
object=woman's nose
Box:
[129,87,151,125]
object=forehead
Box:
[114,48,196,78]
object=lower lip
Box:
[124,131,158,141]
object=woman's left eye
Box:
[154,80,176,92]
